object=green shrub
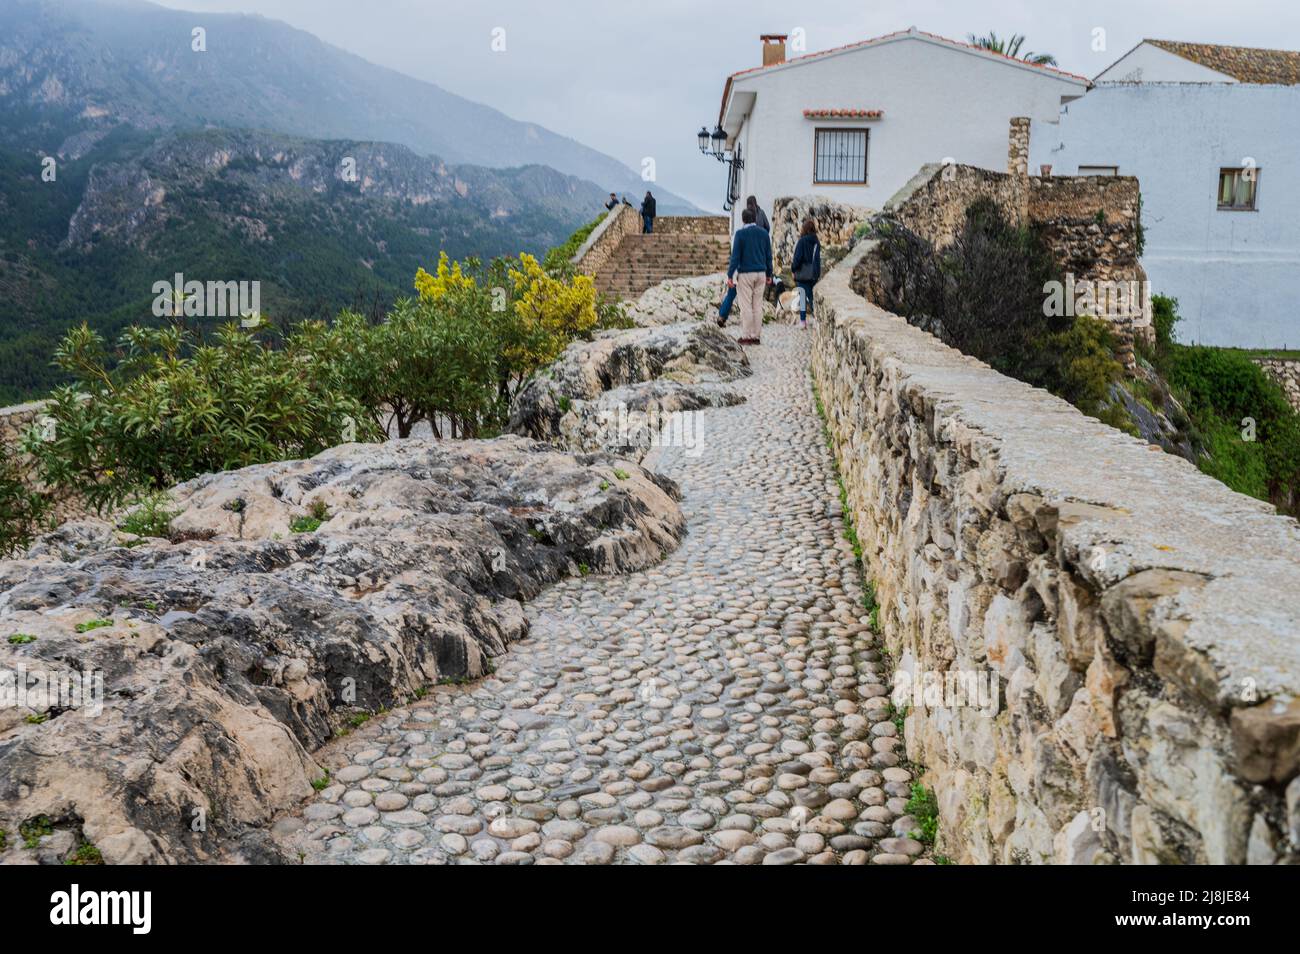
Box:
[118,491,179,538]
[1046,315,1126,420]
[290,500,331,534]
[542,212,606,273]
[1151,293,1180,353]
[872,200,1126,428]
[0,442,49,557]
[328,295,501,440]
[905,783,940,845]
[1162,339,1300,511]
[27,322,374,512]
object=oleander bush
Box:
[4,236,623,539]
[25,321,374,512]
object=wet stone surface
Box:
[275,325,918,865]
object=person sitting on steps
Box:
[727,206,773,346]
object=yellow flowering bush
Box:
[509,253,598,343]
[414,251,478,302]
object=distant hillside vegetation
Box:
[0,126,606,401]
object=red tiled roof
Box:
[802,108,883,118]
[719,28,1091,124]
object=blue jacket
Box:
[791,234,822,282]
[728,223,773,279]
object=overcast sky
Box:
[155,0,1300,210]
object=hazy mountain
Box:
[0,0,696,402]
[0,125,608,402]
[0,0,696,212]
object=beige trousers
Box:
[736,271,766,340]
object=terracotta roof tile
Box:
[1146,39,1300,84]
[802,108,884,119]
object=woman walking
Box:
[790,218,822,329]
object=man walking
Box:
[726,207,772,345]
[641,191,657,233]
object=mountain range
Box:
[0,0,695,401]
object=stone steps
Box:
[594,232,731,298]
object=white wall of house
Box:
[1030,83,1300,348]
[721,32,1087,229]
[1094,42,1237,83]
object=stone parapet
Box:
[570,203,642,277]
[812,240,1300,865]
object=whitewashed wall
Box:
[1094,43,1236,83]
[726,35,1086,229]
[1031,83,1300,348]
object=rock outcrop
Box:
[623,273,781,328]
[0,436,683,864]
[771,195,873,271]
[507,322,751,459]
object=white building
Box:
[1031,40,1300,348]
[713,27,1090,225]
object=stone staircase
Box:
[593,221,731,299]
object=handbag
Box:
[792,240,820,282]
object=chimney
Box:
[761,34,788,67]
[1007,117,1031,177]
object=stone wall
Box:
[812,241,1300,865]
[770,196,873,273]
[1007,116,1031,177]
[1254,357,1300,413]
[653,216,729,236]
[570,203,641,276]
[859,162,1151,365]
[1,399,90,525]
[0,400,47,449]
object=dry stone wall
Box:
[652,216,729,236]
[813,241,1300,865]
[0,401,46,448]
[1255,357,1300,413]
[770,195,873,273]
[861,163,1150,365]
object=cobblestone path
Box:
[277,325,927,865]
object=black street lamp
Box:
[695,123,743,210]
[710,124,727,160]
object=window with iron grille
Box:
[813,128,868,184]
